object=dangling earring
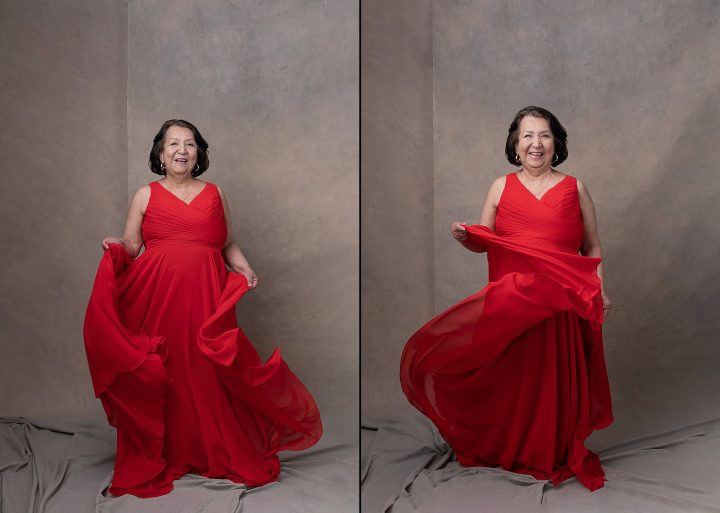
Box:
[553,154,559,163]
[160,162,166,173]
[193,164,200,172]
[515,154,521,165]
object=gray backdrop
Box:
[362,0,720,442]
[361,0,434,418]
[1,0,358,448]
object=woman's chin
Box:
[526,160,550,170]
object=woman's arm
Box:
[451,176,506,253]
[217,186,258,289]
[577,179,612,318]
[102,185,149,259]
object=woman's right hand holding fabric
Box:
[451,222,467,242]
[102,237,133,256]
[452,222,487,253]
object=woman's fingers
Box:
[451,222,467,239]
[602,295,612,319]
[102,238,122,251]
[451,223,467,240]
[244,272,259,289]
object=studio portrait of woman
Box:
[400,106,614,491]
[1,2,358,511]
[5,0,720,511]
[83,119,323,498]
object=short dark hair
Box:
[148,119,210,177]
[504,106,568,167]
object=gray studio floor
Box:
[362,367,720,513]
[0,412,358,513]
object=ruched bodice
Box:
[142,181,226,251]
[495,172,584,255]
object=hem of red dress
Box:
[109,457,284,499]
[456,447,608,492]
[109,481,174,499]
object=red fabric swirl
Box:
[400,173,613,491]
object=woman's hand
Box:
[102,237,132,255]
[221,241,257,288]
[601,291,612,319]
[451,222,467,242]
[452,221,486,253]
[240,269,259,289]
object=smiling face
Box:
[515,115,555,172]
[159,125,198,176]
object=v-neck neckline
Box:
[513,171,568,202]
[156,180,209,206]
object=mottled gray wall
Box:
[361,0,434,418]
[363,0,720,430]
[127,0,358,443]
[1,0,358,447]
[0,0,128,420]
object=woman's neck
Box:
[520,167,553,180]
[162,174,194,187]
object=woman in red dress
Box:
[400,106,613,491]
[83,119,322,498]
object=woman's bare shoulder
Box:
[479,174,507,208]
[135,183,152,195]
[489,174,508,194]
[130,184,152,213]
[566,174,595,204]
[483,173,507,191]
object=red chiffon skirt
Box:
[400,223,613,491]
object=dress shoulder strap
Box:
[504,171,520,189]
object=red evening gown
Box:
[83,181,322,498]
[400,172,613,491]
